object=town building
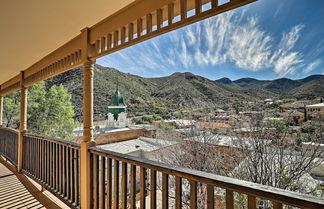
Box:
[305,103,324,121]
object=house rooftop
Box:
[306,103,324,107]
[96,137,177,155]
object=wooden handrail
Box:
[0,126,19,133]
[23,133,80,149]
[89,146,324,208]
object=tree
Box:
[4,82,76,140]
[153,114,324,208]
[3,91,20,129]
[152,126,243,208]
[231,116,324,207]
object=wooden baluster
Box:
[51,142,53,188]
[162,173,169,209]
[28,137,31,174]
[90,153,94,209]
[168,3,174,25]
[66,146,70,198]
[226,189,234,209]
[41,140,44,183]
[211,0,218,8]
[106,158,112,209]
[32,138,36,178]
[47,141,49,185]
[74,51,78,64]
[93,154,99,209]
[35,138,38,177]
[121,27,126,44]
[78,49,82,62]
[175,177,182,209]
[95,40,100,55]
[121,162,127,209]
[59,144,62,194]
[48,141,51,186]
[74,149,79,205]
[137,18,143,38]
[156,9,162,30]
[56,143,59,192]
[27,137,29,172]
[140,167,146,209]
[114,31,119,47]
[37,138,39,179]
[190,181,197,209]
[71,54,75,65]
[128,23,134,41]
[101,36,106,53]
[150,169,156,209]
[50,142,53,186]
[180,0,187,20]
[39,139,42,178]
[248,195,256,209]
[195,0,202,14]
[146,14,152,34]
[207,185,214,209]
[130,165,136,209]
[114,160,119,209]
[63,145,66,196]
[273,201,283,209]
[70,147,73,201]
[107,34,112,50]
[100,156,106,209]
[31,138,34,175]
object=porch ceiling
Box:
[0,0,134,84]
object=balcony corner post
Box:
[0,90,3,127]
[80,27,96,209]
[18,71,28,173]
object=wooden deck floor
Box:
[0,157,70,209]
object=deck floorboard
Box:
[0,157,69,209]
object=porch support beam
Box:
[0,93,3,127]
[80,27,96,209]
[18,71,28,173]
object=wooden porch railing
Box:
[1,128,324,209]
[0,127,18,166]
[22,134,81,209]
[89,147,324,209]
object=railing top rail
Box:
[0,127,19,134]
[90,146,324,208]
[23,133,80,149]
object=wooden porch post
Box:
[18,71,28,172]
[0,93,3,127]
[80,28,96,209]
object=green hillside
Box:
[45,65,324,122]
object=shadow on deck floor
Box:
[0,157,70,209]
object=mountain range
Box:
[45,64,324,122]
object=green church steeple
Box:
[108,81,126,120]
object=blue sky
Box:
[97,0,324,81]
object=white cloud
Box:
[166,11,305,76]
[99,10,308,77]
[304,59,321,73]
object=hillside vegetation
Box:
[46,65,324,122]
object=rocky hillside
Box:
[220,74,324,97]
[46,65,324,122]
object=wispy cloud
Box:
[98,10,308,77]
[304,59,321,73]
